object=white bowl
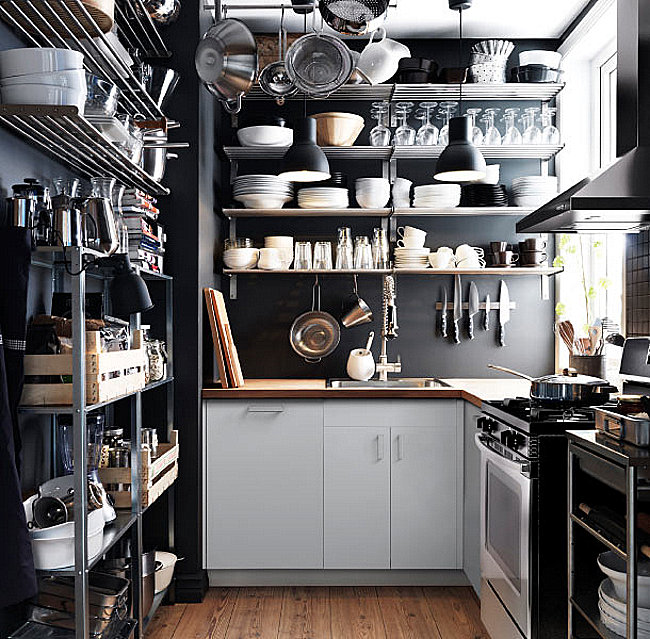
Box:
[234,194,292,209]
[2,69,87,90]
[519,50,562,68]
[356,191,390,209]
[472,164,500,185]
[0,48,84,77]
[598,551,650,607]
[237,126,293,147]
[223,248,259,269]
[155,551,178,593]
[1,83,85,110]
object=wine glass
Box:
[394,101,416,146]
[369,101,391,147]
[415,101,439,145]
[502,108,522,145]
[465,108,484,145]
[483,108,502,145]
[437,101,458,147]
[522,107,542,144]
[541,105,560,145]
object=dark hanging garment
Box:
[0,227,36,609]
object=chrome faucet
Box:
[377,275,402,382]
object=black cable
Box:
[458,8,463,113]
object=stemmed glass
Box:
[522,107,542,144]
[541,105,560,144]
[437,101,458,147]
[483,108,502,145]
[465,108,484,145]
[502,108,522,145]
[415,101,439,145]
[369,101,391,147]
[394,101,416,146]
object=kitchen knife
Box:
[484,294,491,331]
[498,280,510,347]
[440,287,448,338]
[468,281,479,339]
[453,274,462,344]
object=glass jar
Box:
[147,339,167,382]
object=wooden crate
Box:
[21,330,146,406]
[99,430,179,509]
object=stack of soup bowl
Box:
[355,178,390,209]
[264,236,293,269]
[0,48,86,111]
[223,238,259,269]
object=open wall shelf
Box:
[224,267,563,276]
[222,207,535,218]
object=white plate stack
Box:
[511,176,558,208]
[394,247,430,269]
[413,184,461,208]
[598,578,650,638]
[233,174,293,209]
[297,187,349,209]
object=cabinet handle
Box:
[396,434,404,461]
[376,434,385,462]
[247,405,285,413]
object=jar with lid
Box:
[147,339,167,382]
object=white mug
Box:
[258,247,281,270]
[455,244,485,260]
[346,348,376,381]
[429,252,455,268]
[397,226,426,246]
[356,27,411,85]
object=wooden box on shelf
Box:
[99,430,179,509]
[21,329,146,407]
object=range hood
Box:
[517,0,650,233]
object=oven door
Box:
[476,432,532,638]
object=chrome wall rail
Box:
[0,105,170,194]
[0,0,169,118]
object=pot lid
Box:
[536,372,608,386]
[12,177,45,195]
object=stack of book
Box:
[121,189,165,275]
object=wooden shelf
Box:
[222,207,534,218]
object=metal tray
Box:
[29,604,115,637]
[595,405,650,447]
[39,573,129,609]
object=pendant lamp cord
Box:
[458,7,463,112]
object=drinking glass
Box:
[483,108,502,145]
[224,237,253,249]
[90,177,116,199]
[336,227,353,269]
[465,108,484,145]
[541,105,560,145]
[502,108,522,145]
[313,241,333,270]
[354,236,373,269]
[522,107,542,144]
[415,101,439,146]
[437,101,459,146]
[372,228,390,269]
[369,101,392,147]
[294,241,312,270]
[394,102,416,146]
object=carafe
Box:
[85,177,119,255]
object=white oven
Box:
[476,432,532,639]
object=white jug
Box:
[356,28,410,85]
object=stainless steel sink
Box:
[327,378,450,389]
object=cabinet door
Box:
[204,400,323,569]
[391,422,461,569]
[324,427,390,568]
[463,402,482,595]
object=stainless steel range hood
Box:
[517,0,650,233]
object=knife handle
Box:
[468,316,474,340]
[484,311,490,331]
[453,321,460,344]
[499,324,505,347]
[441,312,448,338]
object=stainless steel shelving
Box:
[223,206,534,218]
[224,267,563,276]
[0,105,169,194]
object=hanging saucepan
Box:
[319,0,389,36]
[290,277,340,363]
[258,8,297,105]
[487,364,619,407]
[195,18,257,114]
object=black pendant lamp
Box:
[279,116,331,182]
[435,1,486,182]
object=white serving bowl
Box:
[1,83,85,110]
[234,193,292,209]
[356,190,390,209]
[2,69,87,90]
[223,248,259,269]
[0,47,84,77]
[237,125,293,147]
[519,50,562,68]
[155,551,178,593]
[598,552,650,607]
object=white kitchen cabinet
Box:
[204,400,323,569]
[324,427,391,569]
[463,401,482,595]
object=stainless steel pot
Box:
[290,279,340,363]
[195,18,257,114]
[488,364,619,407]
[142,128,188,182]
[258,16,296,104]
[319,0,389,35]
[51,194,84,248]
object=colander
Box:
[319,0,389,35]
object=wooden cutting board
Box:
[204,288,229,388]
[211,289,245,388]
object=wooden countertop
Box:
[201,378,531,407]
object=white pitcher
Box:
[356,28,410,85]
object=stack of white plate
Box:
[413,184,461,208]
[297,187,349,209]
[394,247,430,268]
[598,578,650,638]
[511,176,558,207]
[233,175,293,210]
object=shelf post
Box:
[626,465,638,639]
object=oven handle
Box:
[474,432,530,476]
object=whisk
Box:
[556,320,576,354]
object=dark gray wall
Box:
[627,230,650,337]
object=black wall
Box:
[627,229,650,337]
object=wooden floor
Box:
[146,586,490,639]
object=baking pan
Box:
[596,405,650,447]
[39,573,129,610]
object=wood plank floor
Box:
[146,587,490,639]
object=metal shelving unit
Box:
[20,246,175,639]
[223,206,534,218]
[224,266,563,276]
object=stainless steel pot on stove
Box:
[488,364,619,407]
